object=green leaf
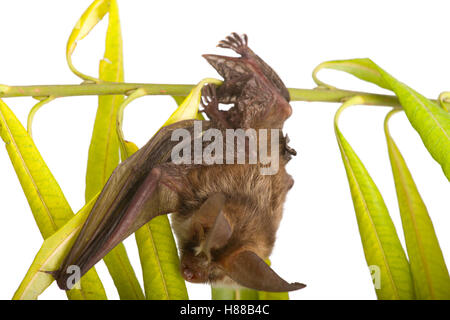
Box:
[84,0,124,202]
[13,197,98,300]
[257,290,289,300]
[313,59,389,90]
[334,96,414,300]
[385,110,450,299]
[123,141,188,300]
[172,96,186,106]
[314,58,450,181]
[0,99,106,300]
[66,0,110,82]
[211,287,236,300]
[68,0,144,299]
[163,78,222,127]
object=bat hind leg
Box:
[218,33,249,56]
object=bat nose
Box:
[182,267,195,281]
[181,264,206,283]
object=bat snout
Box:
[181,264,208,283]
[180,252,210,283]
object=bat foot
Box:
[201,84,230,127]
[217,33,249,56]
[201,83,218,111]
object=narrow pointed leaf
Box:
[0,99,106,300]
[69,0,144,299]
[314,58,450,181]
[313,59,389,90]
[13,197,98,299]
[85,0,123,201]
[211,287,236,300]
[163,78,221,127]
[66,0,110,81]
[385,110,450,299]
[334,96,414,300]
[172,96,186,106]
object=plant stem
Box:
[0,82,408,107]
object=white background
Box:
[0,0,449,300]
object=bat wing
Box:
[52,119,209,290]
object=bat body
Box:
[52,33,305,292]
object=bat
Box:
[51,33,305,293]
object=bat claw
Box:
[201,84,218,109]
[217,33,248,56]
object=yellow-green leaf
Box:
[314,58,450,181]
[68,0,144,299]
[66,0,110,82]
[13,197,99,300]
[211,287,236,300]
[0,99,106,300]
[385,110,450,299]
[313,59,389,90]
[334,96,414,300]
[84,0,123,201]
[162,78,222,127]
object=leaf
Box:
[123,141,188,300]
[257,290,289,300]
[163,78,222,127]
[313,59,389,90]
[172,96,186,106]
[314,58,450,181]
[0,99,106,300]
[211,287,236,300]
[334,96,414,300]
[66,0,110,82]
[84,0,123,202]
[384,110,450,299]
[13,197,98,300]
[438,92,450,112]
[68,0,144,299]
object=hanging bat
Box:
[51,33,305,293]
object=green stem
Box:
[0,82,428,107]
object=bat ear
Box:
[221,250,306,292]
[191,193,232,254]
[203,206,232,252]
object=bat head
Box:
[173,193,305,292]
